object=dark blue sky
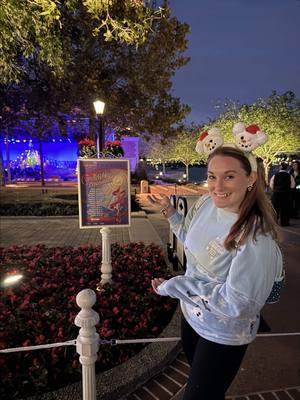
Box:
[169,0,300,124]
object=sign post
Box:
[99,227,112,285]
[77,159,131,285]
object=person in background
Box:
[269,162,295,226]
[289,161,300,218]
[148,124,283,400]
[257,157,267,191]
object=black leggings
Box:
[181,317,248,400]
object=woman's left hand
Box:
[151,278,166,293]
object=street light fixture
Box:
[93,100,105,157]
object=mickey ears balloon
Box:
[195,128,224,155]
[232,123,268,152]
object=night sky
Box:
[169,0,300,124]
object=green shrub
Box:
[51,194,78,201]
[0,203,79,216]
[0,196,141,216]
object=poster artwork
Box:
[78,159,131,228]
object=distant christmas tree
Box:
[19,143,40,168]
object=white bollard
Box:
[75,289,100,400]
[100,227,113,285]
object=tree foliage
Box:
[0,0,164,84]
[207,91,300,172]
[146,137,172,164]
[0,2,190,138]
[52,4,191,136]
[145,135,174,174]
[169,126,206,180]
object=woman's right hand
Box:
[147,194,175,217]
[147,194,171,211]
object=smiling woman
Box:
[207,155,256,213]
[147,124,284,400]
[206,145,277,250]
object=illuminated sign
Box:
[78,159,131,228]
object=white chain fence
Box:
[1,288,300,400]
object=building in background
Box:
[0,125,140,182]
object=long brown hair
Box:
[207,146,279,250]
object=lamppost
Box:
[93,100,105,157]
[93,99,112,286]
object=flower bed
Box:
[0,243,176,399]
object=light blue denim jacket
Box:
[157,196,283,345]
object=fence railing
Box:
[1,288,300,400]
[0,289,180,400]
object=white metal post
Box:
[100,227,113,285]
[75,289,100,400]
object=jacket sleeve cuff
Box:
[156,280,169,296]
[168,211,183,227]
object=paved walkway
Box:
[0,212,165,248]
[0,189,300,399]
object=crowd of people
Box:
[270,160,300,226]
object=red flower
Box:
[19,299,30,311]
[102,319,110,328]
[50,323,56,332]
[57,327,64,339]
[106,140,121,146]
[78,138,95,146]
[6,288,17,304]
[0,243,176,397]
[35,335,45,345]
[76,255,84,264]
[112,307,119,315]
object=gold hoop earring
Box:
[247,185,253,192]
